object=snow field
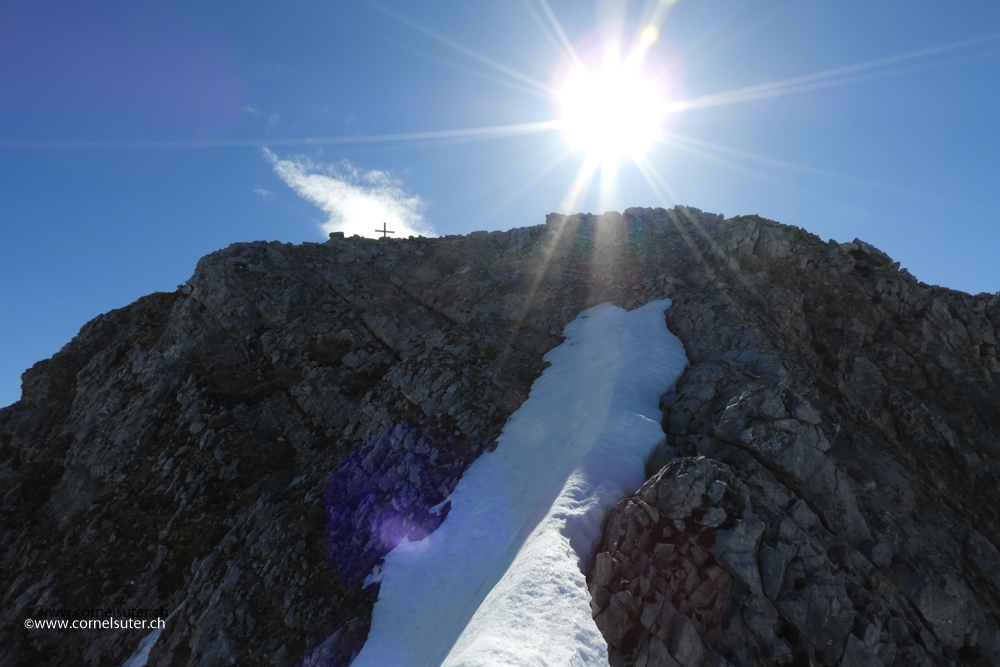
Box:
[352,300,688,666]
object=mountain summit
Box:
[2,207,998,666]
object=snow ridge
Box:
[352,300,688,666]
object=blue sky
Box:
[2,0,998,408]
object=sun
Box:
[556,52,668,163]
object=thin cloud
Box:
[253,188,274,198]
[264,149,434,239]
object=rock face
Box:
[1,207,998,666]
[589,216,1000,666]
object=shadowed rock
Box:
[1,207,998,666]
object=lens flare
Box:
[640,25,659,47]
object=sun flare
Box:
[556,55,668,163]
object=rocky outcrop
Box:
[589,215,1000,666]
[0,211,678,666]
[1,207,998,666]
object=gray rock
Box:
[669,612,707,667]
[595,595,632,648]
[594,552,616,588]
[2,207,999,667]
[712,514,765,597]
[758,543,792,600]
[841,634,884,667]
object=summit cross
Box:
[375,222,395,238]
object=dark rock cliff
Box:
[1,208,997,666]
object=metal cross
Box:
[375,222,395,238]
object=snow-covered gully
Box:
[352,300,688,666]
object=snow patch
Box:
[352,300,688,666]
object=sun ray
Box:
[658,133,800,191]
[365,0,555,97]
[559,155,601,213]
[627,159,721,296]
[597,160,620,214]
[663,0,756,69]
[668,132,934,200]
[0,121,564,150]
[520,0,577,71]
[669,31,1000,113]
[630,157,751,300]
[666,205,775,332]
[638,0,678,31]
[668,131,994,211]
[534,0,586,73]
[669,131,884,183]
[663,193,808,340]
[626,0,681,71]
[586,209,626,311]
[631,154,682,208]
[624,158,772,327]
[373,34,553,101]
[490,201,579,386]
[632,150,804,325]
[665,130,980,216]
[468,149,577,230]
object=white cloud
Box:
[264,149,434,239]
[253,188,273,198]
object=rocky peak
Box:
[1,206,998,666]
